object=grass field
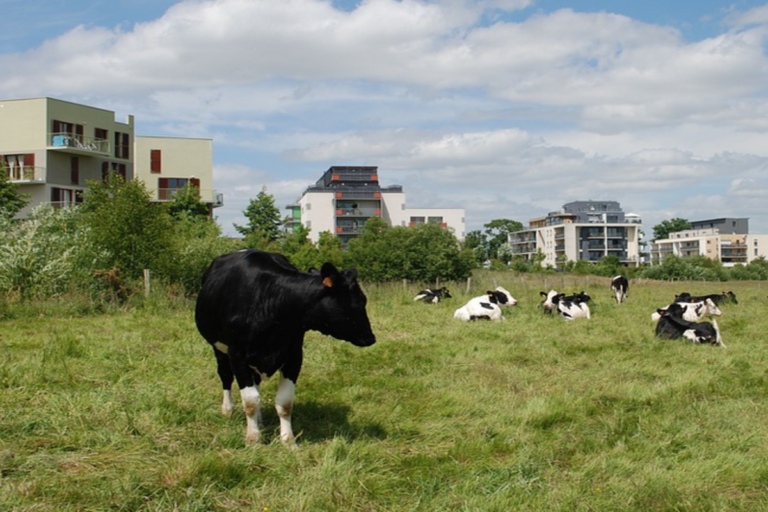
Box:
[2,273,768,511]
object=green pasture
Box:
[1,274,768,511]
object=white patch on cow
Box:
[221,389,234,416]
[682,329,699,343]
[275,375,297,447]
[214,341,229,354]
[652,299,722,323]
[240,385,261,445]
[712,318,726,348]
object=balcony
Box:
[336,207,379,217]
[336,223,363,235]
[154,188,224,205]
[7,165,45,183]
[49,132,110,155]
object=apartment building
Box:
[650,218,768,266]
[1,97,221,216]
[508,200,642,267]
[287,166,465,244]
[134,136,222,214]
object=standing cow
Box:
[611,276,629,304]
[195,249,376,446]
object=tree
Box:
[80,175,173,280]
[463,230,488,265]
[484,219,523,262]
[0,162,30,219]
[167,183,210,220]
[652,218,692,241]
[235,186,282,248]
[346,220,474,282]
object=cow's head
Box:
[315,263,376,347]
[439,287,452,298]
[488,286,517,306]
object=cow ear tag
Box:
[323,277,334,288]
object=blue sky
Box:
[4,0,768,238]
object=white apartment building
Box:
[508,200,643,268]
[651,218,768,267]
[1,97,221,216]
[286,166,465,244]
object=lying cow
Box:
[651,298,722,322]
[655,302,724,347]
[413,286,452,304]
[675,291,738,305]
[195,249,376,446]
[454,286,518,321]
[551,291,591,320]
[610,276,629,304]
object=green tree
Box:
[652,218,692,242]
[484,219,523,262]
[0,162,30,219]
[463,230,488,265]
[347,219,473,282]
[235,186,282,248]
[167,183,210,220]
[80,175,173,280]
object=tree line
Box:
[1,169,766,302]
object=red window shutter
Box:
[335,192,343,198]
[373,192,381,198]
[190,178,201,197]
[150,150,161,173]
[118,163,127,179]
[158,178,169,200]
[332,174,340,181]
[370,174,378,181]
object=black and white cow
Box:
[195,249,376,446]
[413,287,452,304]
[675,291,738,305]
[454,287,518,321]
[651,298,722,322]
[655,302,724,347]
[551,291,591,320]
[610,276,629,304]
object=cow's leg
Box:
[213,346,234,416]
[277,348,303,447]
[275,374,297,446]
[228,350,262,445]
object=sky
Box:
[3,0,768,238]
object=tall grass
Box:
[1,275,768,511]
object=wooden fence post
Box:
[144,269,151,298]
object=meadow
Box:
[1,273,768,511]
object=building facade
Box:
[508,200,642,267]
[1,97,221,216]
[287,166,465,244]
[134,136,222,214]
[650,218,768,266]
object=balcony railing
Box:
[6,165,45,182]
[49,132,110,154]
[336,207,379,217]
[154,188,224,205]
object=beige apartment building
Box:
[650,218,768,267]
[508,200,643,268]
[1,97,221,216]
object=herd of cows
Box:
[415,275,737,348]
[194,249,738,446]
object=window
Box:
[52,120,84,143]
[114,132,130,159]
[70,157,79,185]
[51,187,81,207]
[158,177,199,200]
[3,154,35,180]
[428,216,444,224]
[101,162,127,181]
[150,149,162,173]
